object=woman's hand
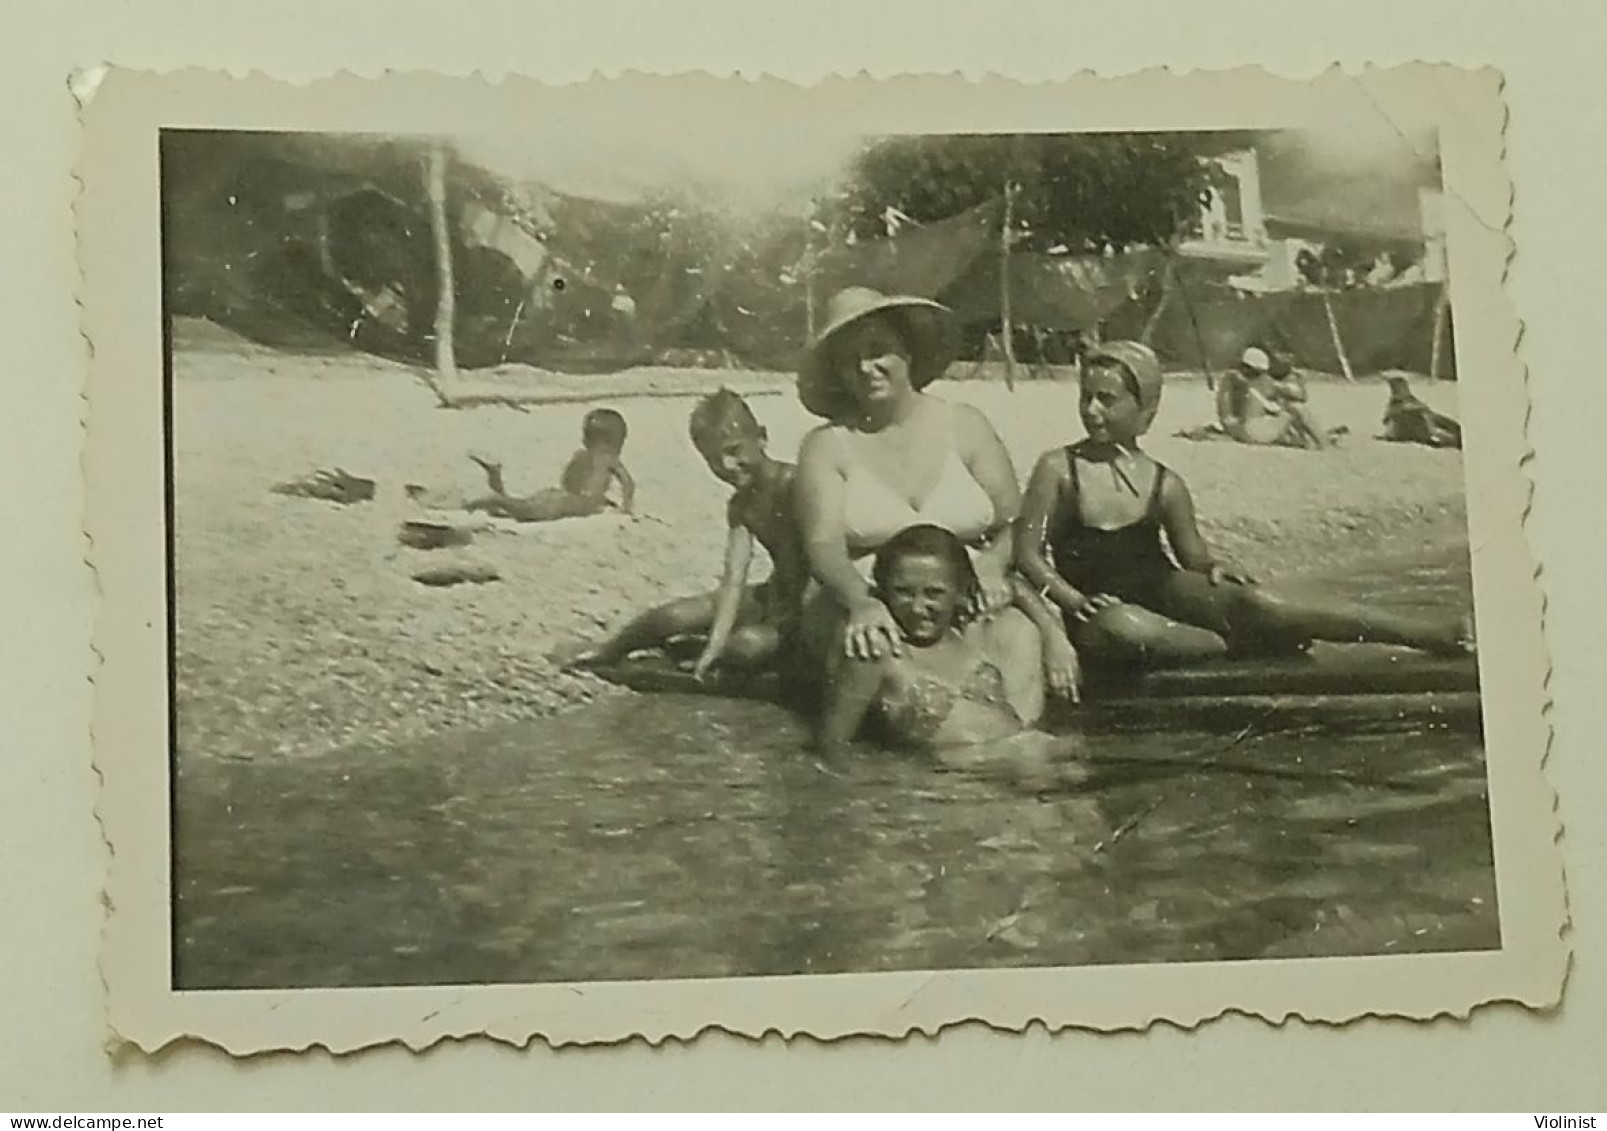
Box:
[844,595,903,661]
[1064,590,1121,623]
[1043,632,1082,702]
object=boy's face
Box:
[697,426,767,488]
[1079,364,1145,444]
[881,553,964,647]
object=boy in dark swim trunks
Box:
[1015,341,1474,668]
[562,390,806,678]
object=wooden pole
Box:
[1000,180,1017,391]
[1171,258,1216,391]
[1321,290,1356,382]
[804,238,817,343]
[1428,283,1451,381]
[1140,265,1173,346]
[425,142,458,397]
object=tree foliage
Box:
[835,132,1256,252]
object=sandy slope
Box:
[171,331,1468,762]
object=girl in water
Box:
[817,524,1083,791]
[1015,341,1474,668]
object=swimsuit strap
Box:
[1062,444,1081,510]
[1146,461,1169,520]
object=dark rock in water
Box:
[271,468,377,505]
[398,521,474,551]
[413,563,500,587]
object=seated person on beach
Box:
[411,407,636,522]
[1381,373,1462,449]
[1015,341,1475,670]
[1216,347,1333,450]
[560,390,806,679]
[818,524,1084,790]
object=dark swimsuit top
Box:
[1047,446,1177,601]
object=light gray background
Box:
[3,0,1602,1111]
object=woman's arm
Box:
[1014,450,1095,619]
[693,520,756,680]
[954,402,1022,533]
[795,427,902,659]
[795,428,871,605]
[954,403,1025,610]
[1009,575,1081,701]
[815,656,886,763]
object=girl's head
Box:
[1079,341,1163,443]
[797,288,959,423]
[689,389,768,488]
[871,524,980,646]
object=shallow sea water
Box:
[173,541,1497,989]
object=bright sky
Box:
[451,108,1438,217]
[453,123,868,214]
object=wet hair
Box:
[871,523,982,620]
[582,407,628,449]
[688,388,763,453]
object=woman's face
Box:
[1079,363,1145,444]
[881,553,965,646]
[833,315,914,412]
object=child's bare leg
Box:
[484,489,592,523]
[560,591,724,669]
[467,453,507,496]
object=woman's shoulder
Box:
[796,421,848,465]
[944,397,1006,443]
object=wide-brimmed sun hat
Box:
[797,286,960,421]
[1085,340,1165,426]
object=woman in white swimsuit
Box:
[793,286,1077,722]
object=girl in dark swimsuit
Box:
[1016,341,1474,669]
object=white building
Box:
[1177,149,1271,267]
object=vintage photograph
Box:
[82,67,1562,1050]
